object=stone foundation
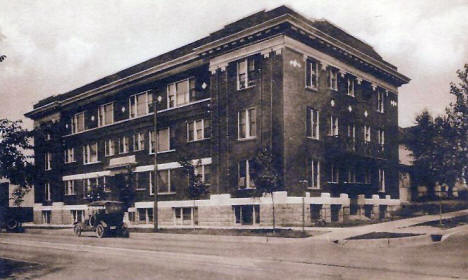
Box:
[32,192,401,226]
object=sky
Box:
[0,0,467,129]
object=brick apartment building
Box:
[25,6,410,226]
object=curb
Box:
[336,233,439,248]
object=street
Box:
[0,229,467,280]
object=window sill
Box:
[376,111,385,114]
[150,192,176,196]
[237,85,255,92]
[237,137,256,142]
[187,138,210,143]
[237,187,256,190]
[305,86,318,92]
[135,188,146,191]
[84,161,101,165]
[346,93,355,98]
[306,136,320,141]
[64,194,76,196]
[149,149,176,155]
[118,152,129,155]
[327,182,339,184]
[307,187,320,190]
[64,161,77,164]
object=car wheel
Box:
[120,228,129,238]
[74,224,82,237]
[95,224,105,238]
[6,218,19,232]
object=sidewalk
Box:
[312,209,468,241]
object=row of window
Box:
[306,108,385,145]
[58,120,210,166]
[305,59,386,113]
[60,166,211,199]
[69,79,207,135]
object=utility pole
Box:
[153,94,162,232]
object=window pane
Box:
[157,128,169,152]
[136,94,146,116]
[204,119,211,138]
[239,111,246,138]
[248,109,256,137]
[176,80,188,105]
[196,120,203,140]
[188,122,194,141]
[90,143,97,162]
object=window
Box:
[46,133,52,141]
[238,160,255,189]
[42,210,51,224]
[329,164,339,183]
[347,123,356,141]
[135,173,145,191]
[64,180,75,195]
[306,108,320,139]
[377,128,385,150]
[234,205,260,225]
[150,170,174,194]
[118,136,129,154]
[195,164,211,185]
[133,132,145,151]
[378,168,385,192]
[364,125,371,143]
[238,108,256,139]
[167,78,195,108]
[309,160,320,189]
[105,139,115,157]
[327,68,338,90]
[72,112,85,134]
[83,142,98,164]
[347,77,355,97]
[138,208,153,224]
[329,115,339,136]
[377,90,385,113]
[346,167,357,183]
[364,168,372,184]
[100,177,111,192]
[98,102,114,126]
[187,119,211,142]
[44,183,51,201]
[129,91,152,118]
[306,59,319,89]
[237,57,257,90]
[45,152,52,170]
[71,210,85,223]
[64,148,74,163]
[174,207,198,226]
[149,128,171,154]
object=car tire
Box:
[6,218,19,232]
[96,224,105,238]
[74,224,82,237]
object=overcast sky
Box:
[1,0,467,129]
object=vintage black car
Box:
[73,201,129,238]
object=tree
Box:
[445,64,468,194]
[178,158,209,200]
[0,119,34,207]
[406,64,468,199]
[251,147,281,231]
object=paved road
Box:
[0,229,467,280]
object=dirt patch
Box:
[0,258,43,279]
[346,232,423,240]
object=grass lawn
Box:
[412,215,468,229]
[346,232,422,240]
[132,228,315,238]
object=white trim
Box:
[134,158,212,172]
[62,170,111,181]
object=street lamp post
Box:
[153,94,162,232]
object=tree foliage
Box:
[178,158,209,199]
[251,147,281,230]
[0,119,34,206]
[406,64,468,198]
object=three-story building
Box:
[25,6,409,226]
